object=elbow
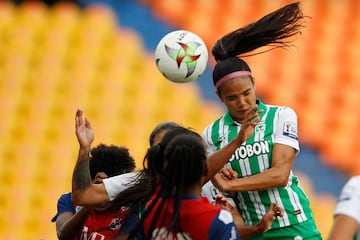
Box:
[275,175,289,187]
[269,168,290,187]
[71,191,84,206]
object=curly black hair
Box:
[89,144,136,179]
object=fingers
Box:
[75,109,92,129]
[220,168,237,180]
[241,105,262,126]
[214,194,226,205]
[85,117,91,128]
[269,203,284,217]
[75,109,83,127]
[214,194,234,210]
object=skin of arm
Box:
[215,195,283,239]
[328,214,359,240]
[56,207,93,240]
[237,203,283,240]
[204,106,262,183]
[71,109,110,206]
[58,173,108,238]
[211,143,296,192]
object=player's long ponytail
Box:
[212,1,306,88]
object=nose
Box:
[237,96,246,107]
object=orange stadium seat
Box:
[0,2,228,238]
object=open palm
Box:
[75,109,94,149]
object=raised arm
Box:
[71,109,109,205]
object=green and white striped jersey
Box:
[202,99,314,229]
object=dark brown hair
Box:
[212,2,306,87]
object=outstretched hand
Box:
[75,109,94,150]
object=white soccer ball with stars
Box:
[154,30,209,83]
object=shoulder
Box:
[216,209,234,225]
[53,192,75,222]
[266,104,297,118]
[208,210,239,240]
[346,176,360,188]
[340,176,360,195]
[202,114,229,144]
[279,106,297,118]
[58,192,72,204]
[202,116,224,134]
[268,105,298,132]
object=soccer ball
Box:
[154,30,208,83]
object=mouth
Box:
[237,109,248,114]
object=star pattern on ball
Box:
[165,41,202,78]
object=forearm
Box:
[328,215,359,240]
[238,224,263,240]
[72,148,92,204]
[226,168,289,192]
[57,207,93,240]
[205,138,244,182]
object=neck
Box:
[184,181,202,198]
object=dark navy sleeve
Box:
[208,209,240,240]
[51,192,75,222]
[120,213,139,233]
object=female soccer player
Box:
[203,2,322,239]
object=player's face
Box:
[217,76,256,123]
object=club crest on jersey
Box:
[109,218,121,230]
[283,121,298,139]
[255,123,265,132]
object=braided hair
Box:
[127,127,207,239]
[106,122,181,215]
[146,127,206,239]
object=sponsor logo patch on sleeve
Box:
[283,121,298,139]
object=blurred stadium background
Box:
[0,0,359,239]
